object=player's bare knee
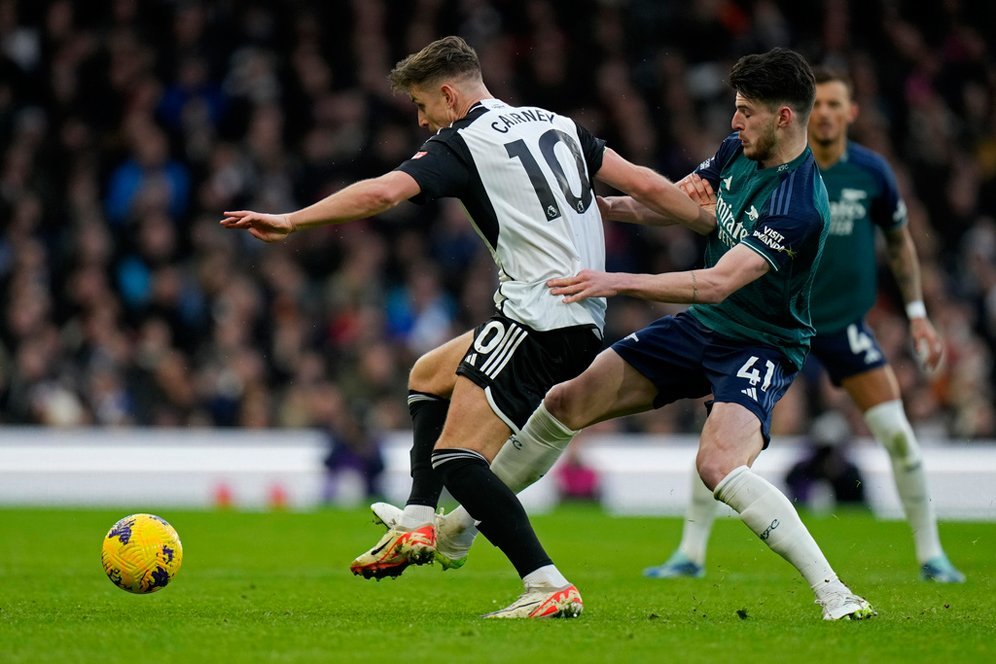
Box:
[695,456,724,492]
[696,448,745,490]
[408,352,433,390]
[409,351,453,396]
[543,382,583,429]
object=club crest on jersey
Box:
[746,206,759,221]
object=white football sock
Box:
[715,466,840,594]
[864,400,943,562]
[400,504,436,530]
[443,505,477,546]
[523,564,570,588]
[440,403,580,547]
[491,402,578,493]
[677,467,720,566]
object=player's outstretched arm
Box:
[594,149,716,235]
[597,195,660,225]
[883,225,943,370]
[221,171,421,242]
[599,172,717,230]
[549,243,768,305]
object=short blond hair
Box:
[388,36,482,92]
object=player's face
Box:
[408,84,453,132]
[732,93,779,163]
[809,80,856,147]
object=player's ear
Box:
[440,83,457,108]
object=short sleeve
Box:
[871,158,907,232]
[575,122,607,181]
[394,132,470,203]
[741,212,822,272]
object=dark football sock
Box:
[432,448,552,578]
[405,391,449,507]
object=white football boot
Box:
[483,583,583,619]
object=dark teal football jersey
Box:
[689,133,831,369]
[808,142,907,333]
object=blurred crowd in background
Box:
[1,0,995,458]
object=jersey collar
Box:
[455,98,506,128]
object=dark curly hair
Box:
[729,48,816,117]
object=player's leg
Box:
[430,402,576,572]
[545,349,662,431]
[703,341,873,620]
[441,343,653,512]
[432,343,663,576]
[350,332,471,579]
[702,402,873,620]
[435,320,609,572]
[469,344,661,507]
[843,364,964,582]
[429,344,659,571]
[431,319,600,617]
[401,332,471,524]
[432,377,583,618]
[643,466,715,578]
[371,318,614,575]
[436,314,699,584]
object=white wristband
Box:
[905,300,927,319]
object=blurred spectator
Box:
[785,411,867,512]
[555,444,600,504]
[312,382,386,505]
[105,120,191,227]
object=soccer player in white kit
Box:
[221,36,713,618]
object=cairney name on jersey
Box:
[489,109,557,133]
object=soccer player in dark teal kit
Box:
[507,48,876,620]
[647,67,964,585]
[369,49,877,620]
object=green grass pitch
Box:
[0,504,992,663]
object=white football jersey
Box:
[396,98,607,333]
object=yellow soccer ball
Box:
[101,513,183,594]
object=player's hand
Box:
[220,210,295,243]
[548,270,620,303]
[910,317,944,373]
[676,173,717,210]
